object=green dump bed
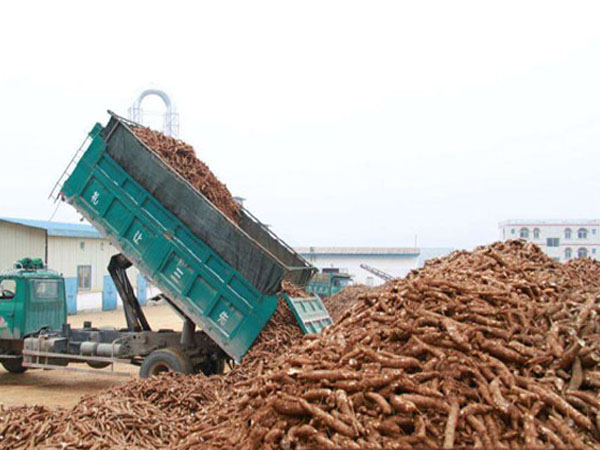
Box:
[59,113,316,362]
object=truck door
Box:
[26,279,65,335]
[0,279,18,338]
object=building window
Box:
[533,228,540,239]
[100,242,104,251]
[511,228,515,235]
[565,248,572,259]
[578,228,588,239]
[593,229,597,235]
[593,248,597,255]
[77,265,92,291]
[80,241,85,251]
[578,248,588,259]
[547,238,559,247]
[520,228,529,239]
[565,228,572,239]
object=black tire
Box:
[139,348,193,378]
[86,361,111,369]
[2,357,27,374]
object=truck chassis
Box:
[20,254,229,377]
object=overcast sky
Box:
[1,1,599,250]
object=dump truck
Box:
[306,271,352,297]
[1,112,333,377]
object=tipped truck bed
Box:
[102,113,314,293]
[60,113,316,362]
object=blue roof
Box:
[0,218,103,239]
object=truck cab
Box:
[306,271,352,298]
[0,259,66,373]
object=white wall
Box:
[0,222,46,270]
[76,283,161,312]
[47,236,139,292]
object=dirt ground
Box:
[0,304,182,408]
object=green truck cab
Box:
[306,272,352,298]
[0,259,66,373]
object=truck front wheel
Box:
[139,348,193,378]
[2,357,27,374]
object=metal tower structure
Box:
[128,89,180,137]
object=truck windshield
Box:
[338,278,351,288]
[0,279,16,299]
[31,280,59,300]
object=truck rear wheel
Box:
[2,357,27,374]
[139,348,193,378]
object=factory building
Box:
[499,220,600,262]
[0,218,141,311]
[295,247,454,286]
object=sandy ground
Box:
[0,304,182,408]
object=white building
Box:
[295,247,454,286]
[0,218,141,311]
[498,220,600,262]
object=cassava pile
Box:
[4,240,600,449]
[226,296,304,383]
[0,374,217,449]
[280,280,311,299]
[186,240,600,449]
[131,126,241,224]
[324,283,374,321]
